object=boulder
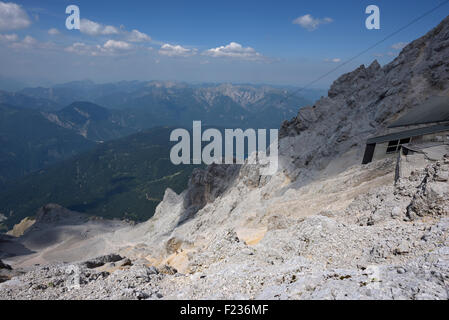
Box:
[83,254,124,269]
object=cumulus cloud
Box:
[79,19,152,48]
[391,42,408,50]
[65,42,91,55]
[103,39,132,50]
[202,42,264,61]
[7,35,55,50]
[0,33,18,42]
[7,34,36,49]
[293,14,333,31]
[127,29,151,42]
[48,28,60,36]
[159,43,197,57]
[80,18,120,36]
[65,40,133,56]
[22,35,35,44]
[0,1,31,31]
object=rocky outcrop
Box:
[344,155,449,226]
[407,156,449,220]
[82,254,124,269]
[279,15,449,181]
[33,204,83,225]
[0,260,165,299]
[0,259,11,270]
[180,164,240,224]
[0,259,21,284]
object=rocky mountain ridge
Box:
[280,15,449,182]
[18,81,309,111]
[41,101,134,141]
[1,15,449,300]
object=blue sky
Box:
[0,0,448,88]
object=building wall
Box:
[372,142,398,161]
[410,131,449,143]
[372,130,449,162]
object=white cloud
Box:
[9,34,36,49]
[103,39,132,50]
[48,28,60,36]
[22,35,35,45]
[324,58,341,63]
[203,42,264,61]
[159,43,197,57]
[65,40,133,56]
[80,18,120,36]
[0,1,31,31]
[65,42,91,55]
[79,19,152,48]
[0,33,18,42]
[127,29,151,42]
[7,35,55,50]
[391,42,408,50]
[293,14,333,31]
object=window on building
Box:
[386,137,411,154]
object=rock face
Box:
[407,158,449,220]
[345,156,449,226]
[279,15,449,181]
[1,16,449,300]
[0,259,21,284]
[0,260,11,270]
[181,164,241,224]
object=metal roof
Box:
[402,141,448,152]
[366,124,449,144]
[388,96,449,128]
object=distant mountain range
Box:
[18,81,311,129]
[0,81,313,229]
[0,81,311,183]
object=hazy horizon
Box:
[1,0,447,89]
[0,75,331,92]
